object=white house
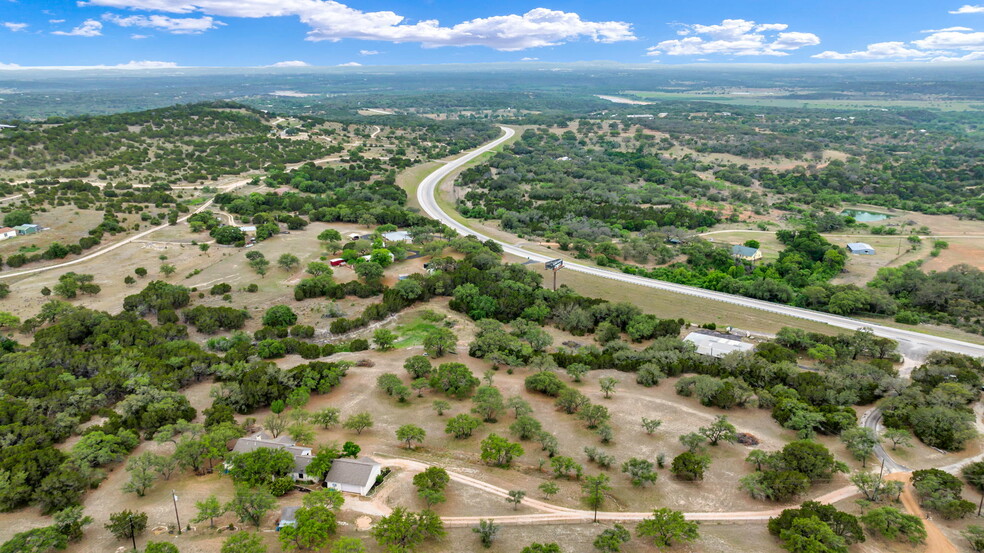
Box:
[0,227,16,241]
[277,506,299,530]
[684,332,755,358]
[230,432,315,482]
[323,458,382,496]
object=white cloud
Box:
[49,19,66,24]
[103,13,222,34]
[131,33,150,39]
[913,29,984,50]
[267,60,310,67]
[358,49,379,55]
[52,19,103,37]
[647,19,819,57]
[920,26,974,33]
[79,1,635,50]
[816,27,984,61]
[3,22,28,32]
[0,60,179,70]
[950,5,984,14]
[337,61,361,66]
[813,41,931,60]
[520,56,538,61]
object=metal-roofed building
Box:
[229,432,314,481]
[684,332,755,358]
[323,457,382,496]
[847,242,875,255]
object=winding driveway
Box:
[416,126,984,361]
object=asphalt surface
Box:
[417,125,984,361]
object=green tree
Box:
[225,486,276,528]
[471,386,505,422]
[507,489,526,510]
[599,377,618,399]
[860,506,926,544]
[679,432,707,454]
[374,329,398,351]
[636,508,699,548]
[565,363,590,383]
[778,516,847,553]
[840,427,879,467]
[330,537,367,553]
[105,510,148,543]
[144,542,179,553]
[354,261,384,283]
[621,458,658,487]
[423,328,457,357]
[226,448,295,486]
[641,417,663,435]
[582,474,611,522]
[413,467,450,507]
[192,495,225,528]
[248,257,270,276]
[520,543,561,553]
[122,452,160,497]
[160,264,177,278]
[670,452,710,481]
[480,434,524,467]
[593,524,631,553]
[699,415,738,446]
[343,412,374,435]
[262,305,298,327]
[445,414,482,439]
[473,519,499,549]
[278,253,300,271]
[964,526,984,552]
[0,527,69,553]
[396,424,426,449]
[404,356,433,379]
[312,407,341,429]
[432,400,451,416]
[279,505,337,551]
[510,415,543,440]
[52,506,92,543]
[371,507,445,553]
[221,531,267,553]
[883,428,913,451]
[539,481,560,499]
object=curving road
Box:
[417,126,984,360]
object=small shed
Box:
[0,227,16,240]
[847,242,875,255]
[238,225,257,233]
[277,506,299,530]
[730,245,762,262]
[329,258,346,267]
[323,457,382,496]
[13,224,39,235]
[347,232,363,241]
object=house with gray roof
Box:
[229,432,315,482]
[730,244,762,261]
[323,457,382,496]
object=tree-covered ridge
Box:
[459,127,721,239]
[0,101,329,183]
[0,301,218,513]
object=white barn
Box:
[0,227,16,241]
[323,458,382,496]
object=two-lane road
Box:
[417,126,984,360]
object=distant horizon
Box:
[1,1,983,68]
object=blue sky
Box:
[1,0,983,68]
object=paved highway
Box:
[417,126,984,360]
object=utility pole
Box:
[128,515,137,551]
[172,490,182,535]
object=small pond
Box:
[841,209,893,222]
